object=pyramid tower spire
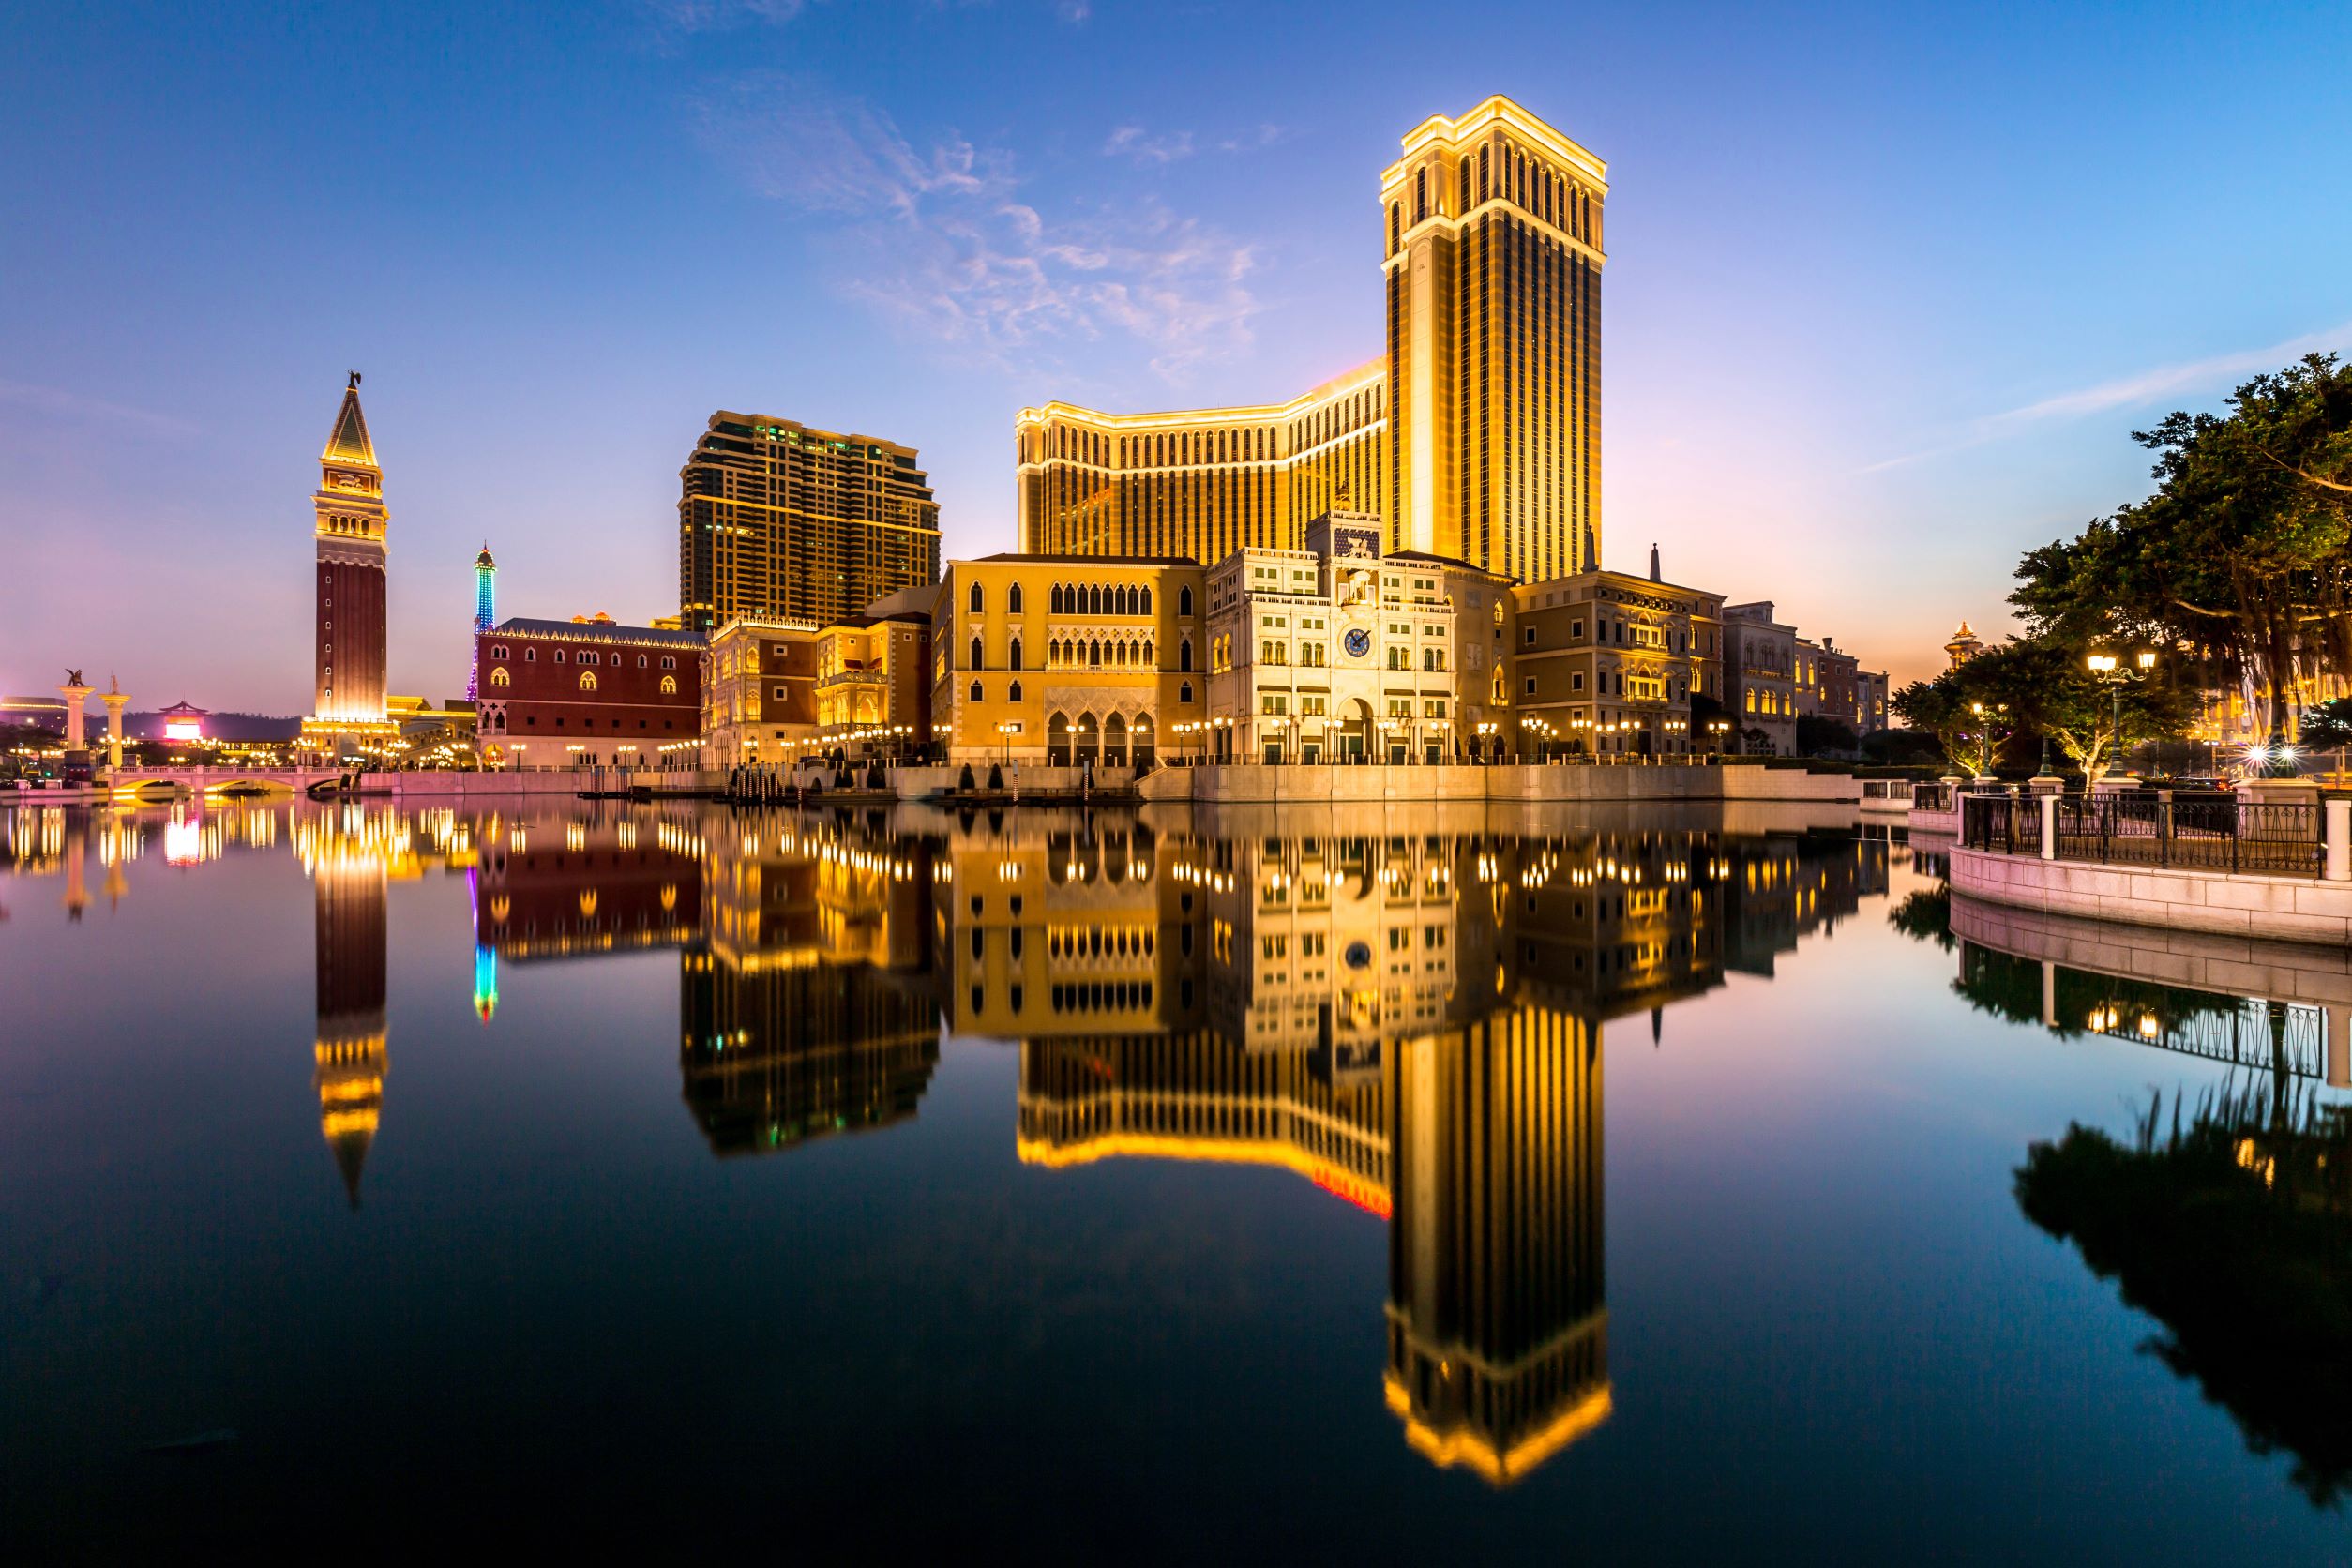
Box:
[324,371,376,467]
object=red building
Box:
[475,615,704,767]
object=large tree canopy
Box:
[2011,354,2352,739]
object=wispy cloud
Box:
[1860,321,2352,475]
[641,0,807,32]
[1216,124,1290,153]
[696,76,1261,382]
[1103,125,1195,165]
[1056,0,1090,19]
[0,378,199,437]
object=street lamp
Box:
[2086,649,2156,780]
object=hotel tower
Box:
[1018,96,1605,580]
[311,374,389,724]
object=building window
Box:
[1008,680,1022,703]
[638,655,649,668]
[1179,584,1194,617]
[1180,681,1193,703]
[1524,627,1537,646]
[659,675,677,695]
[490,667,509,687]
[554,650,565,663]
[580,671,597,692]
[969,581,985,613]
[526,648,536,661]
[1180,639,1193,672]
[1524,677,1537,696]
[1010,638,1023,671]
[492,646,507,660]
[970,636,984,670]
[970,680,984,701]
[1008,582,1024,613]
[661,656,675,670]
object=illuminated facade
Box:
[929,555,1207,766]
[475,616,703,768]
[305,373,395,751]
[1510,565,1725,757]
[1017,96,1604,582]
[1203,513,1506,763]
[1722,601,1800,756]
[1017,359,1388,563]
[677,413,942,635]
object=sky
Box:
[5,0,2350,714]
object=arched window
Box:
[1009,638,1023,671]
[490,667,510,687]
[1180,680,1193,703]
[1089,640,1102,667]
[525,647,536,661]
[1008,680,1022,703]
[491,645,507,660]
[659,674,677,694]
[971,679,985,702]
[1179,585,1193,617]
[1180,639,1193,672]
[638,655,648,668]
[579,671,597,692]
[1049,584,1063,614]
[1090,584,1103,614]
[1139,586,1152,615]
[969,581,985,614]
[970,636,984,670]
[1142,641,1153,666]
[1387,203,1399,255]
[1008,582,1024,613]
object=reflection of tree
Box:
[1952,944,2043,1023]
[1886,886,1952,951]
[2016,1088,2352,1506]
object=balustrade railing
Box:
[1963,792,2323,878]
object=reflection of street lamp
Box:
[2087,649,2156,779]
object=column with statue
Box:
[57,670,94,785]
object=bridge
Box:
[86,766,351,798]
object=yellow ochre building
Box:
[1018,96,1604,583]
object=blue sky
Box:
[5,0,2349,711]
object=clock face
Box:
[1343,627,1372,659]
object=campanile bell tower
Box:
[312,372,389,725]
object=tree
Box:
[2011,354,2352,742]
[2299,698,2352,752]
[1891,674,1973,769]
[1956,635,2192,780]
[1795,715,1858,758]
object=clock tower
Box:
[305,373,395,752]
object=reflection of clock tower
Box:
[309,373,390,731]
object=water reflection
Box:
[1,798,1891,1488]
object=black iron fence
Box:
[1912,781,1953,814]
[1963,792,2322,877]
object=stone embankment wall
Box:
[1950,844,2352,944]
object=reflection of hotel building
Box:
[678,820,941,1155]
[472,811,704,964]
[997,823,1731,1484]
[1721,836,1886,976]
[1020,97,1603,583]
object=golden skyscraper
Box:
[1018,96,1603,578]
[1383,97,1606,580]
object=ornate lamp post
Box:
[1968,701,2009,780]
[2087,648,2156,782]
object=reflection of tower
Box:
[312,373,390,724]
[313,850,389,1207]
[466,543,496,701]
[1386,1004,1609,1485]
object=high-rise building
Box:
[1383,97,1605,580]
[466,544,496,701]
[311,373,390,726]
[1017,359,1388,563]
[677,413,942,634]
[1017,96,1604,580]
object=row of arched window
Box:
[488,645,679,670]
[1048,638,1162,669]
[1049,980,1154,1014]
[966,580,1200,620]
[1048,926,1156,960]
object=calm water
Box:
[4,797,2349,1560]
